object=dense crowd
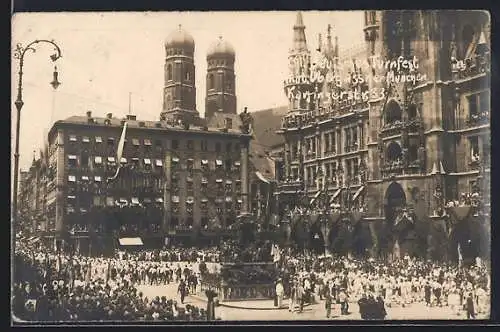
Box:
[13,233,489,321]
[12,240,209,322]
[273,248,490,319]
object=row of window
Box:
[304,158,362,185]
[67,134,241,153]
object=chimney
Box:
[126,114,137,121]
[225,117,233,130]
[86,111,92,118]
[106,113,113,119]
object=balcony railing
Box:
[277,180,303,193]
[452,53,490,81]
[467,112,490,127]
[381,160,404,178]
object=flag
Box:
[272,244,281,263]
[107,122,128,183]
[105,261,111,282]
[458,243,463,264]
[85,262,92,283]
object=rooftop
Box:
[49,114,250,139]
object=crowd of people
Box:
[13,232,489,322]
[13,239,210,322]
[273,247,490,319]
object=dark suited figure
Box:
[325,290,332,318]
[178,280,187,304]
[466,292,475,319]
[358,293,368,320]
[375,295,387,319]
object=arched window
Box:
[385,100,402,124]
[386,141,403,161]
[167,64,173,81]
[208,74,215,90]
[407,103,417,120]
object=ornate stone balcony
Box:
[452,53,490,81]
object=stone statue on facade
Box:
[239,107,254,134]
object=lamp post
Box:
[12,40,62,226]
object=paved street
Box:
[137,283,489,321]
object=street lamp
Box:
[12,40,62,226]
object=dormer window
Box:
[69,135,77,142]
[95,136,102,143]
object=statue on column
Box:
[239,107,254,134]
[433,184,444,216]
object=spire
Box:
[292,11,308,52]
[325,24,333,55]
[334,36,339,58]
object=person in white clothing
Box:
[276,279,284,308]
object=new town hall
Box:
[18,11,490,263]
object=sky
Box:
[11,11,365,188]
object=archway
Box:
[351,222,372,258]
[328,220,352,257]
[384,182,406,257]
[309,222,325,255]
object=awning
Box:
[67,206,75,213]
[216,179,223,183]
[94,156,102,164]
[68,175,76,182]
[186,197,194,204]
[201,198,208,203]
[235,179,241,183]
[330,188,342,202]
[82,136,90,143]
[155,159,163,167]
[256,171,270,184]
[95,136,103,143]
[234,161,241,166]
[119,237,143,246]
[237,199,243,203]
[107,157,116,163]
[186,177,193,182]
[132,138,140,146]
[225,196,233,202]
[172,196,180,203]
[80,208,88,213]
[215,198,223,204]
[131,197,140,205]
[67,195,76,199]
[120,157,127,164]
[201,159,208,165]
[216,160,223,166]
[94,176,102,182]
[201,177,208,184]
[132,157,139,162]
[187,158,194,163]
[81,176,89,181]
[68,155,77,160]
[352,186,365,202]
[143,198,152,203]
[144,139,152,146]
[156,197,164,203]
[69,135,77,142]
[172,157,179,163]
[226,180,233,184]
[119,198,128,204]
[144,158,151,165]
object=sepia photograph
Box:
[11,10,491,323]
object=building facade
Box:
[43,111,250,253]
[22,25,253,253]
[276,11,490,262]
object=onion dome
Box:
[207,36,235,60]
[165,25,195,53]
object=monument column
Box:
[240,139,250,213]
